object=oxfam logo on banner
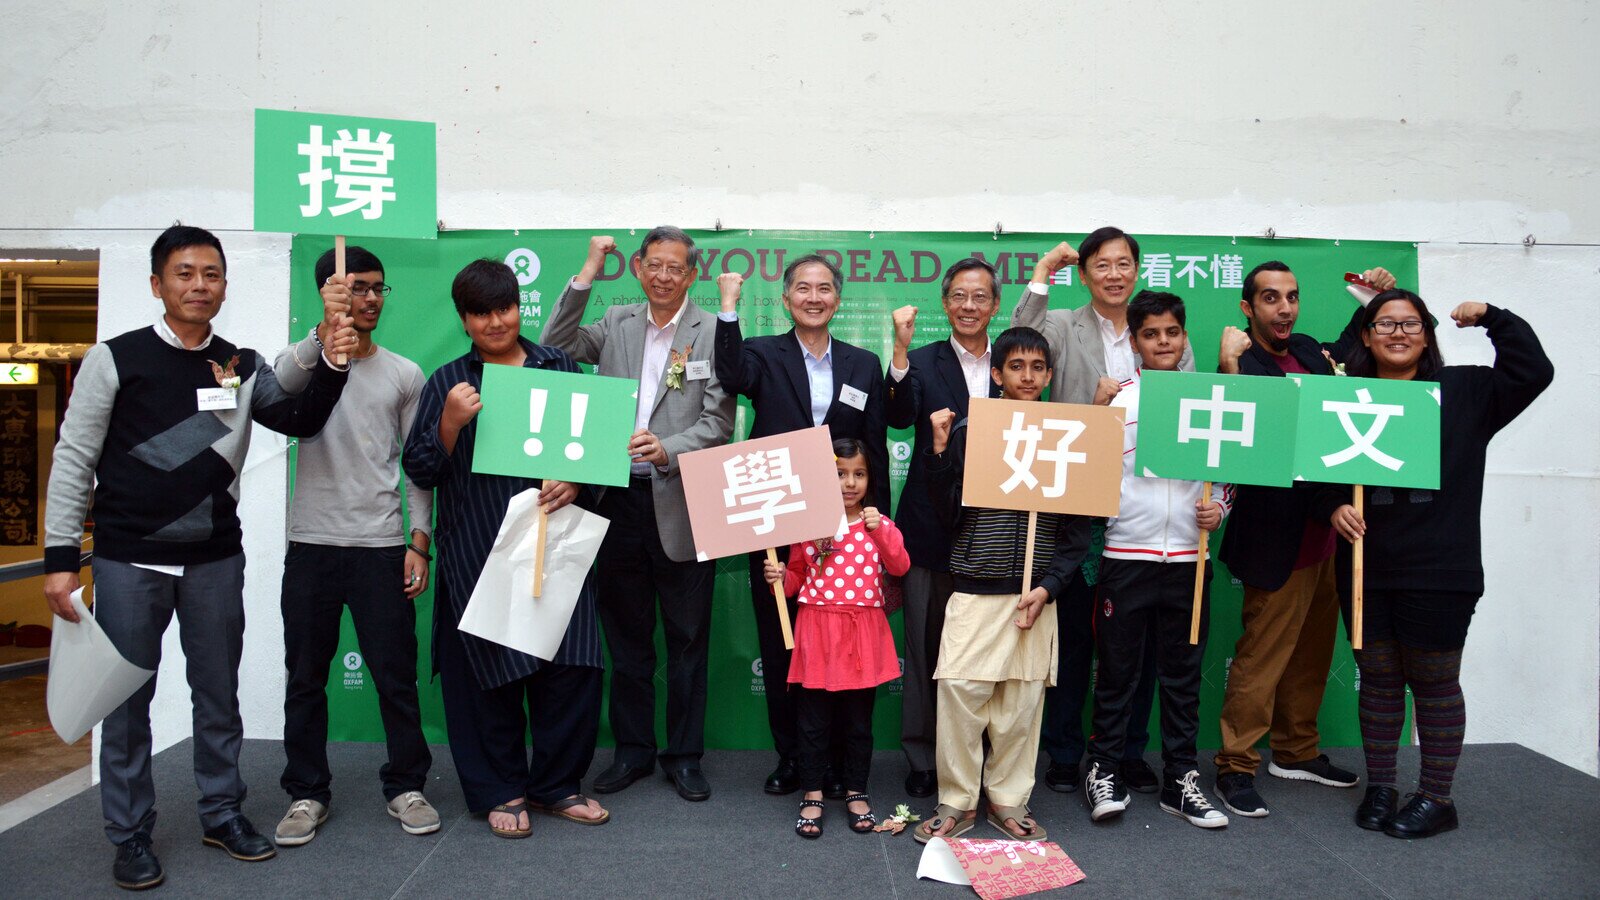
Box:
[751,658,764,677]
[506,248,541,286]
[344,651,364,671]
[891,441,912,462]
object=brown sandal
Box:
[913,804,977,844]
[488,801,531,839]
[986,804,1047,841]
[530,794,610,826]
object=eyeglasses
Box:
[643,261,690,279]
[1368,319,1424,335]
[351,281,392,297]
[1090,260,1138,276]
[945,291,993,307]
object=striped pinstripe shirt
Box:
[403,337,603,689]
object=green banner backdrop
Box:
[288,229,1417,752]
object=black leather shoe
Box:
[823,766,847,800]
[904,769,937,798]
[1356,785,1400,831]
[592,760,655,794]
[1384,794,1458,839]
[669,766,712,802]
[113,833,164,890]
[1121,758,1160,794]
[765,758,800,795]
[201,815,276,861]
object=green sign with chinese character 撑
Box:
[472,365,639,487]
[1134,370,1300,487]
[254,108,437,239]
[1292,374,1440,488]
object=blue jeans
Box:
[92,554,247,844]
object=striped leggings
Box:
[1353,640,1466,801]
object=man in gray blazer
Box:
[541,228,735,802]
[1011,227,1192,808]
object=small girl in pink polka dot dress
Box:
[765,438,911,838]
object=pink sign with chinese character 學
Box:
[678,426,846,560]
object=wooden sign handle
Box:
[333,235,348,367]
[532,503,548,599]
[1351,484,1364,650]
[1021,510,1038,597]
[1190,481,1212,645]
[768,547,794,650]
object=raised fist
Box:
[892,305,917,352]
[1033,242,1079,282]
[930,407,956,454]
[718,272,744,312]
[442,382,483,432]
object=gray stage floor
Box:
[1,740,1594,898]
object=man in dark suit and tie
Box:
[542,228,736,803]
[714,254,889,794]
[883,257,1003,798]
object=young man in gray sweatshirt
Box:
[271,245,439,846]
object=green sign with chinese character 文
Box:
[1134,370,1300,487]
[1292,374,1440,488]
[253,108,437,239]
[471,365,639,487]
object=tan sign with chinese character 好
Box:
[960,397,1124,517]
[678,426,847,560]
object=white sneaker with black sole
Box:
[1267,754,1360,788]
[1161,771,1229,829]
[1083,761,1129,822]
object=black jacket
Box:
[714,317,890,512]
[1311,306,1552,597]
[1218,309,1363,590]
[885,339,1001,571]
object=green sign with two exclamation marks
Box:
[471,365,640,487]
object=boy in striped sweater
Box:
[1083,290,1233,828]
[913,326,1091,845]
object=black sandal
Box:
[795,799,824,839]
[844,793,876,833]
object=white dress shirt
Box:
[888,337,992,401]
[633,299,687,474]
[798,334,834,427]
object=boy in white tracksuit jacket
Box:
[1081,291,1234,829]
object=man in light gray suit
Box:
[541,227,735,802]
[1011,226,1192,808]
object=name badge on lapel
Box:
[839,384,868,411]
[685,359,711,381]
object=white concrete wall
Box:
[6,1,1596,774]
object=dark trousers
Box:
[1088,557,1210,781]
[596,481,715,767]
[437,617,602,812]
[280,542,431,804]
[92,555,247,845]
[795,687,875,792]
[748,548,801,759]
[899,565,952,772]
[1042,569,1156,765]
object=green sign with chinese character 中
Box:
[1292,374,1440,488]
[471,364,639,487]
[253,108,437,239]
[1134,370,1300,487]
